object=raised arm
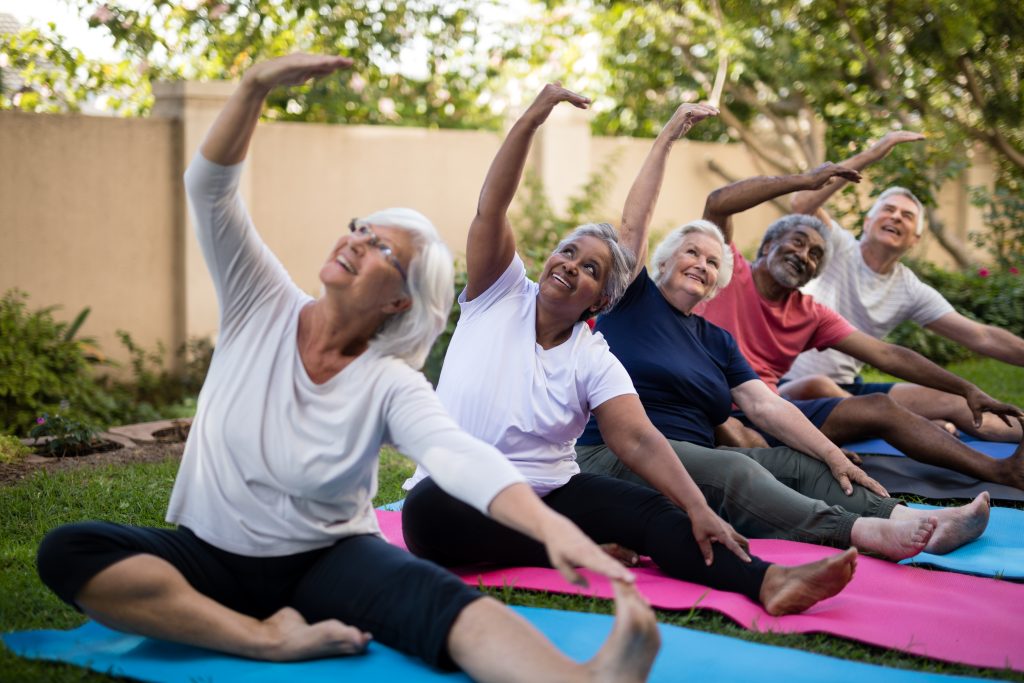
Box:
[833,330,1024,427]
[790,131,925,221]
[619,103,719,277]
[464,84,590,300]
[201,54,353,165]
[702,163,862,243]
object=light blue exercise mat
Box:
[3,606,991,683]
[899,503,1024,579]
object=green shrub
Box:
[0,434,31,463]
[0,290,119,436]
[886,261,1024,365]
[28,411,101,457]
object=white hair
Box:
[867,186,925,236]
[650,219,734,300]
[362,208,454,370]
[553,222,637,317]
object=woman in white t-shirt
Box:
[403,86,859,616]
[36,54,666,683]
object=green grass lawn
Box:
[2,359,1022,681]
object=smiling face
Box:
[763,226,826,290]
[658,231,723,311]
[538,235,612,319]
[319,223,414,307]
[863,193,921,253]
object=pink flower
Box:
[1010,266,1020,275]
[978,267,990,278]
[36,417,46,425]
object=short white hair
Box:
[362,208,454,370]
[650,219,734,300]
[867,186,925,236]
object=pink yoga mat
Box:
[377,510,1023,672]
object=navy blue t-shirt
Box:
[578,268,758,448]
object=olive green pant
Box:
[575,440,900,548]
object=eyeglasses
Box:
[348,219,409,288]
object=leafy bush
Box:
[0,290,213,435]
[969,184,1024,270]
[886,260,1024,365]
[0,290,119,436]
[29,412,101,457]
[0,434,30,464]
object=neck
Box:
[750,259,792,301]
[656,284,699,315]
[859,239,902,275]
[534,296,578,349]
[298,295,381,381]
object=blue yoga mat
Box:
[3,606,989,682]
[899,503,1024,579]
[844,436,1015,459]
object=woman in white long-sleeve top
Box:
[36,54,663,683]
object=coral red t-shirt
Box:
[697,243,855,392]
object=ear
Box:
[382,295,413,316]
[589,294,610,313]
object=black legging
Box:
[403,473,770,603]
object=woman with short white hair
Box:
[35,54,664,683]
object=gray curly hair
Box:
[756,214,831,274]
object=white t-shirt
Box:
[785,221,954,384]
[166,154,524,557]
[404,255,637,496]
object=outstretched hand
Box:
[964,387,1024,429]
[522,83,591,125]
[244,53,354,92]
[805,162,862,189]
[662,102,720,140]
[688,506,751,566]
[876,130,926,154]
[540,511,636,587]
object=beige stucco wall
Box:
[0,111,183,371]
[0,87,997,373]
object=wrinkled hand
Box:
[806,162,862,189]
[541,512,635,587]
[689,506,750,566]
[827,455,888,497]
[663,102,720,140]
[245,53,353,92]
[524,82,591,125]
[876,130,926,153]
[964,386,1024,429]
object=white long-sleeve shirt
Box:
[166,154,524,557]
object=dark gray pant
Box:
[575,440,900,548]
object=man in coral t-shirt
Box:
[694,164,1024,490]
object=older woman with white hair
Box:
[575,172,990,557]
[35,54,675,683]
[402,88,866,618]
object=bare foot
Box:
[996,429,1024,490]
[849,516,936,560]
[262,607,371,661]
[924,492,990,554]
[601,543,640,567]
[759,548,858,616]
[586,580,660,683]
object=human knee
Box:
[37,522,118,605]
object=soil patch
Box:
[0,440,185,488]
